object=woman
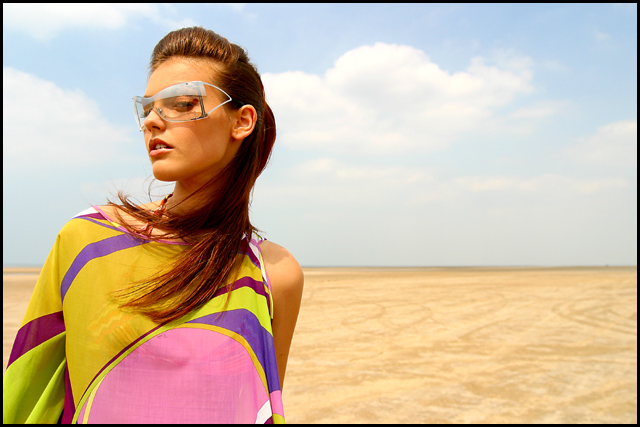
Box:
[3,27,303,424]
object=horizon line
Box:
[3,264,637,270]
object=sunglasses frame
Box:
[133,81,235,131]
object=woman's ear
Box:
[231,105,257,141]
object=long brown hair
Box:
[108,27,276,324]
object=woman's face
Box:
[142,57,241,187]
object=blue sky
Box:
[3,3,637,267]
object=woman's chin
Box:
[151,169,179,183]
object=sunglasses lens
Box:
[155,96,203,120]
[133,81,232,130]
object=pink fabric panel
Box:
[83,328,270,423]
[269,390,284,418]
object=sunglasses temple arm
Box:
[197,85,207,120]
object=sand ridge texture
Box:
[3,266,637,423]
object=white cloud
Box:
[564,119,637,167]
[2,4,195,41]
[253,154,635,265]
[258,158,630,216]
[2,67,136,175]
[508,100,569,119]
[263,43,534,155]
[289,157,432,189]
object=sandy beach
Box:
[4,266,637,423]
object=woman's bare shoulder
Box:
[259,240,304,293]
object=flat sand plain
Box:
[4,266,637,423]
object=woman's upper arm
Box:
[259,240,304,389]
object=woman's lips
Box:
[149,138,173,156]
[149,147,172,157]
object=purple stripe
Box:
[236,249,272,313]
[7,311,65,368]
[203,275,268,302]
[187,308,281,392]
[244,248,272,316]
[60,234,147,303]
[62,364,75,423]
[232,275,268,299]
[242,243,272,315]
[188,275,272,327]
[242,247,261,269]
[77,212,104,220]
[211,275,272,316]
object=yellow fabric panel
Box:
[3,331,66,424]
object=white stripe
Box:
[255,399,272,424]
[74,207,98,218]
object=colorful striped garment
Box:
[3,206,285,423]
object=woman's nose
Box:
[143,108,165,131]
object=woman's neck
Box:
[164,180,215,214]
